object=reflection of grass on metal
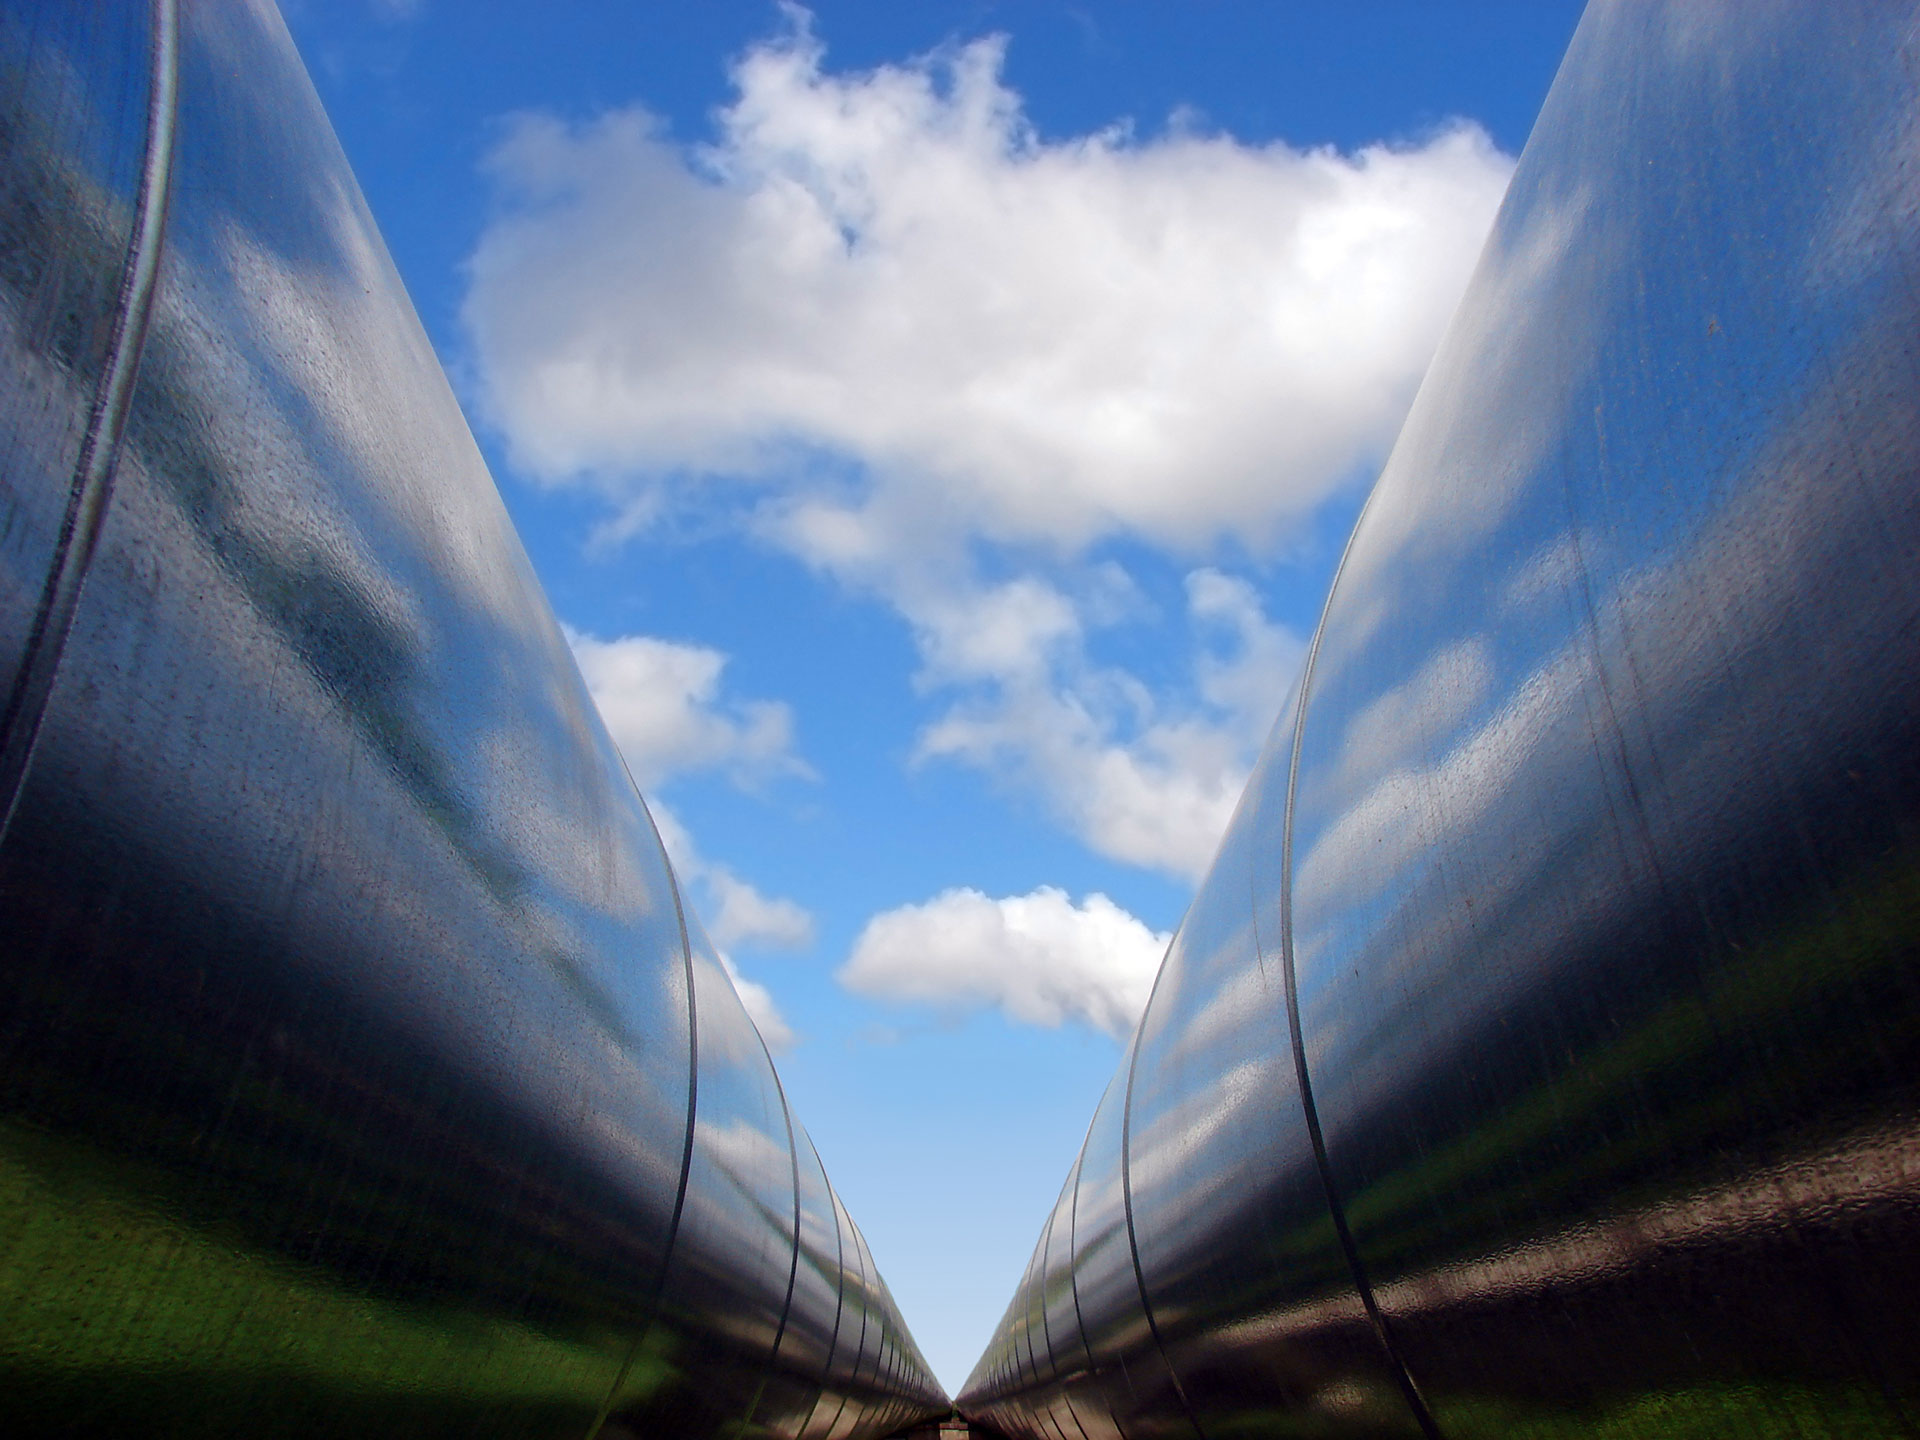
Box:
[1142,854,1920,1431]
[0,1118,671,1439]
[1432,1382,1906,1440]
[1201,1382,1904,1440]
[1338,847,1920,1276]
[1202,1379,1426,1440]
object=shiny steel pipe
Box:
[0,2,943,1436]
[960,2,1920,1437]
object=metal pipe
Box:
[961,2,1920,1436]
[0,2,945,1435]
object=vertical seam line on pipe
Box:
[0,0,179,846]
[824,1198,864,1438]
[1119,972,1209,1440]
[796,1146,847,1440]
[1037,1201,1093,1440]
[735,1029,807,1439]
[1024,1236,1045,1393]
[1063,1148,1097,1374]
[1064,1136,1131,1440]
[827,1207,871,1440]
[1276,497,1444,1440]
[845,1221,878,1427]
[585,788,701,1440]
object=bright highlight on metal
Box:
[961,2,1920,1436]
[0,2,942,1436]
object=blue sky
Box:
[282,0,1586,1392]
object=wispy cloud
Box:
[562,626,815,1058]
[721,952,797,1053]
[564,626,811,792]
[915,570,1302,880]
[647,801,815,954]
[656,805,805,1053]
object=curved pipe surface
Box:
[960,2,1920,1437]
[0,2,944,1436]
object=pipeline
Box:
[960,2,1920,1437]
[0,2,945,1435]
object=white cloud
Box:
[839,886,1170,1037]
[705,868,815,952]
[918,688,1242,882]
[565,626,809,790]
[561,618,815,1043]
[646,801,815,953]
[464,9,1512,556]
[915,570,1303,881]
[474,10,1506,883]
[913,577,1081,687]
[721,952,797,1053]
[1187,569,1304,748]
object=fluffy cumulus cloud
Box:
[840,886,1170,1036]
[466,11,1511,554]
[478,10,1512,885]
[468,12,1512,556]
